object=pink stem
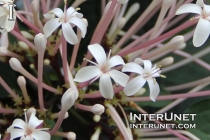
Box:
[10,30,37,51]
[41,0,47,14]
[75,103,92,111]
[38,51,45,110]
[0,108,18,114]
[52,37,62,55]
[61,34,69,83]
[82,86,123,98]
[70,30,81,71]
[50,110,66,134]
[17,14,41,33]
[117,19,198,56]
[125,90,210,102]
[53,0,62,9]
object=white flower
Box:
[43,7,87,45]
[0,1,17,32]
[74,44,129,99]
[7,112,50,140]
[176,0,210,47]
[122,58,161,102]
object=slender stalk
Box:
[125,90,210,102]
[61,34,69,84]
[0,108,18,114]
[41,0,47,14]
[117,19,198,56]
[74,103,92,111]
[37,50,45,110]
[50,110,66,134]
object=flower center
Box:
[26,127,33,135]
[143,68,161,79]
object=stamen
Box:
[145,68,161,78]
[76,8,81,11]
[83,58,98,66]
[89,75,101,84]
[23,109,28,124]
[153,78,156,84]
[160,75,166,78]
[107,48,112,60]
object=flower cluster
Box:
[0,0,209,140]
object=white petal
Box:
[43,18,61,37]
[4,14,16,32]
[67,7,76,16]
[99,74,114,99]
[193,18,210,47]
[176,4,202,15]
[196,0,204,7]
[117,0,128,4]
[74,66,102,82]
[68,17,87,38]
[123,76,146,96]
[203,4,210,15]
[108,55,125,69]
[0,7,7,17]
[7,128,25,139]
[28,113,43,129]
[51,8,64,17]
[134,58,143,64]
[147,78,160,102]
[62,22,78,44]
[10,119,26,129]
[142,60,152,71]
[88,44,107,67]
[44,13,55,19]
[122,62,143,74]
[109,70,129,87]
[1,31,8,47]
[31,130,51,140]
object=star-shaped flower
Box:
[74,44,129,99]
[122,58,161,102]
[43,6,87,45]
[7,111,50,140]
[176,0,210,47]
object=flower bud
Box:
[117,18,126,29]
[156,57,174,67]
[17,76,26,87]
[9,57,22,71]
[31,0,39,13]
[167,36,184,49]
[61,88,77,111]
[34,33,47,51]
[124,3,140,22]
[91,104,105,115]
[18,41,29,50]
[44,59,50,65]
[134,88,146,96]
[117,0,128,4]
[66,132,76,140]
[93,115,101,122]
[30,64,35,69]
[21,31,34,40]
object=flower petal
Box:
[142,60,152,71]
[99,74,114,99]
[43,18,61,37]
[31,130,51,140]
[74,66,102,82]
[0,7,8,17]
[7,128,25,139]
[28,113,43,129]
[4,14,16,32]
[122,62,143,74]
[123,76,146,96]
[67,7,76,16]
[109,69,129,87]
[196,0,204,7]
[203,4,210,15]
[147,78,160,102]
[62,22,78,44]
[176,4,202,15]
[108,55,125,69]
[68,17,87,38]
[117,0,128,4]
[193,18,210,47]
[51,8,64,17]
[10,119,27,129]
[88,44,107,67]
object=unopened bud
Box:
[176,43,186,50]
[91,104,105,115]
[91,127,101,140]
[34,33,47,51]
[117,0,128,4]
[93,115,101,122]
[9,58,22,71]
[44,59,50,65]
[18,41,29,50]
[31,0,39,13]
[61,88,77,111]
[124,3,140,21]
[30,64,35,69]
[117,18,126,29]
[167,36,184,49]
[17,76,26,87]
[66,132,76,140]
[156,57,174,67]
[21,31,34,40]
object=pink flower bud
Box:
[34,33,47,51]
[17,76,26,87]
[9,58,22,71]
